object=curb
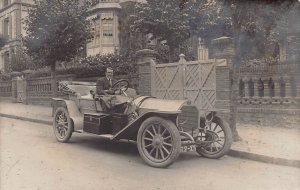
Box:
[0,113,52,126]
[228,149,300,168]
[1,113,300,168]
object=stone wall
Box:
[0,80,11,97]
[0,72,138,105]
[237,63,300,127]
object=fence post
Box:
[179,54,186,99]
[10,71,22,102]
[215,63,231,119]
[135,49,158,96]
[212,37,240,141]
[22,70,34,104]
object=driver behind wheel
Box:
[95,67,131,113]
[96,67,116,95]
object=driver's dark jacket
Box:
[96,77,116,95]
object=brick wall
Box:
[137,62,152,96]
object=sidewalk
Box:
[1,99,300,168]
[230,124,300,168]
[0,99,52,125]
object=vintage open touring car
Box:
[52,79,232,168]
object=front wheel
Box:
[137,117,181,168]
[196,116,232,159]
[53,107,73,143]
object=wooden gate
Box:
[152,63,184,100]
[151,58,218,111]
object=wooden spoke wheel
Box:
[196,117,232,159]
[53,107,73,143]
[137,117,181,168]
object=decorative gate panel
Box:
[184,62,216,110]
[152,63,184,100]
[151,59,217,111]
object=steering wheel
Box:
[112,79,129,96]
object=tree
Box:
[23,0,91,95]
[131,0,230,62]
[218,0,298,141]
[119,1,148,61]
[221,0,298,62]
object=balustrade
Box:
[0,81,12,97]
[238,74,298,105]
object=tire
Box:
[196,116,232,159]
[137,116,181,168]
[53,107,73,143]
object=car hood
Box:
[133,96,189,113]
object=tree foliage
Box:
[220,0,298,63]
[119,1,148,62]
[131,0,231,61]
[10,47,36,72]
[23,0,92,69]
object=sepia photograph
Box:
[0,0,299,189]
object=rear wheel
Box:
[53,107,73,143]
[137,117,181,168]
[196,117,232,159]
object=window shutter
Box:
[16,10,21,37]
[2,19,4,36]
[9,15,12,39]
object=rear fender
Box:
[52,98,83,131]
[112,111,179,141]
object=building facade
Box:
[0,0,34,72]
[0,0,136,72]
[86,0,121,56]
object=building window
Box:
[4,51,10,72]
[101,13,114,44]
[3,18,10,39]
[3,0,10,7]
[103,20,113,37]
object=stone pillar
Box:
[22,70,34,104]
[212,37,239,140]
[244,77,250,98]
[197,38,209,60]
[215,64,231,113]
[212,37,235,64]
[253,78,260,98]
[274,77,281,98]
[284,76,292,98]
[135,49,158,96]
[10,71,22,102]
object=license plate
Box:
[180,145,196,152]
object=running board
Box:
[74,130,114,140]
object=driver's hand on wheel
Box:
[104,88,115,95]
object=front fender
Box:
[112,111,179,141]
[52,98,83,131]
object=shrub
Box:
[25,53,135,78]
[56,54,135,77]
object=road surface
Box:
[1,117,299,190]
